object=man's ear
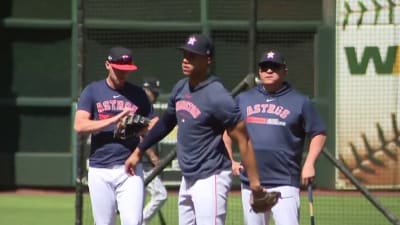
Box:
[105,61,111,69]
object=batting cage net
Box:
[75,0,400,225]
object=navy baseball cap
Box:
[143,79,160,96]
[258,51,286,66]
[178,34,214,56]
[107,46,138,71]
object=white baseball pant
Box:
[88,164,144,225]
[241,185,300,225]
[178,170,232,225]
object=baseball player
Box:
[124,34,264,225]
[141,78,168,225]
[225,50,327,225]
[74,46,157,225]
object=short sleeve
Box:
[302,98,326,137]
[77,85,93,113]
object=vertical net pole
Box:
[74,0,85,223]
[248,0,257,84]
[200,0,209,35]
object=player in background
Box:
[224,50,327,225]
[124,34,264,225]
[141,78,168,225]
[74,46,158,225]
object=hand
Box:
[250,184,265,199]
[150,157,161,167]
[301,162,315,186]
[145,147,160,167]
[115,107,131,123]
[124,148,142,175]
[231,160,243,176]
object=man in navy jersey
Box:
[74,46,157,225]
[124,34,264,225]
[225,50,327,225]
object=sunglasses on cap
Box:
[108,55,133,65]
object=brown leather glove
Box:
[114,114,150,140]
[250,189,281,213]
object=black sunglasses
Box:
[259,63,284,71]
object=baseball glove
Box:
[114,114,150,140]
[250,190,281,213]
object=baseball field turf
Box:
[0,190,398,225]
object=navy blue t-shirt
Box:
[236,82,326,188]
[166,76,241,181]
[77,79,154,168]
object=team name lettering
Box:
[96,100,138,113]
[246,103,290,119]
[176,100,201,118]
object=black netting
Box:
[85,0,199,21]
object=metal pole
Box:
[200,0,210,36]
[248,0,257,76]
[74,0,85,223]
[247,0,257,87]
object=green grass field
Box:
[0,191,398,225]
